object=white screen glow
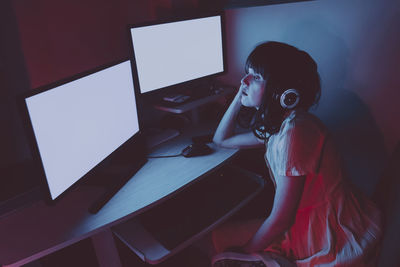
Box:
[25,61,139,200]
[131,16,224,93]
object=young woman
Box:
[211,42,382,267]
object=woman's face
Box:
[240,67,266,108]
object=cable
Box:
[147,153,183,158]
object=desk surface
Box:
[153,86,235,114]
[0,127,238,267]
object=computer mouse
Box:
[181,143,213,158]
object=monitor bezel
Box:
[19,58,146,204]
[127,12,227,98]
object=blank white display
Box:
[25,61,139,200]
[131,16,224,93]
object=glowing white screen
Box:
[25,61,139,200]
[131,15,224,93]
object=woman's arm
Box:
[243,174,306,253]
[213,85,263,149]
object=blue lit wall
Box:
[218,1,400,265]
[219,0,399,193]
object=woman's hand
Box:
[240,174,306,252]
[212,82,264,148]
[234,83,245,102]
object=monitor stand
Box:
[84,135,148,214]
[87,157,147,214]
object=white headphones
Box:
[280,89,300,109]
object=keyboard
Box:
[157,87,223,107]
[138,165,264,250]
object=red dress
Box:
[213,109,382,266]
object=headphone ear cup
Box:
[280,89,300,109]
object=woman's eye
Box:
[254,76,261,81]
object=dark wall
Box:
[0,0,157,203]
[13,0,154,88]
[0,0,205,202]
[0,0,33,201]
[1,0,226,203]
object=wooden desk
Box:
[0,129,238,267]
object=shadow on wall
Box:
[318,89,387,197]
[220,3,398,264]
[281,17,388,197]
[283,13,400,266]
[0,0,36,202]
[373,142,400,267]
[221,11,390,197]
[283,15,400,266]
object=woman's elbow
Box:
[212,136,222,146]
[213,138,236,149]
[212,138,224,148]
[212,135,231,148]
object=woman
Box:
[211,42,382,266]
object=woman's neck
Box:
[283,109,294,120]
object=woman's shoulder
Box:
[267,109,329,176]
[283,109,326,133]
[276,109,327,144]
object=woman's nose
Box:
[241,74,250,86]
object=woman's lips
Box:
[242,91,248,96]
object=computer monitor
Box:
[22,60,146,212]
[129,14,225,95]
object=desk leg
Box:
[91,229,122,267]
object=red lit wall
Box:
[11,0,203,89]
[12,0,158,88]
